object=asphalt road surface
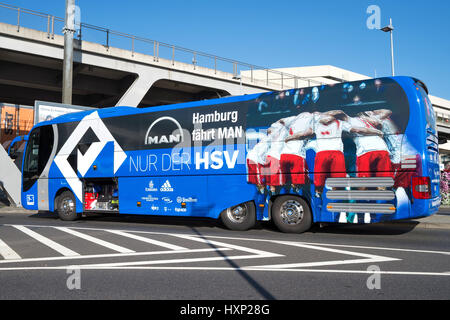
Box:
[0,209,449,300]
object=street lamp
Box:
[62,0,76,104]
[380,18,395,77]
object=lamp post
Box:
[381,18,395,77]
[62,0,76,104]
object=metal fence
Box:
[0,1,324,89]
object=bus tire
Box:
[220,201,256,231]
[56,190,81,221]
[271,195,312,233]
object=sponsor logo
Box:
[145,180,157,192]
[151,205,159,211]
[160,180,174,192]
[144,116,184,145]
[141,195,158,202]
[162,197,173,204]
[175,207,187,213]
[176,196,198,203]
[26,194,34,206]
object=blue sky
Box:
[3,0,450,99]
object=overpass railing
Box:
[0,2,324,90]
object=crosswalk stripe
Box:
[106,230,187,251]
[55,227,135,254]
[0,238,21,260]
[13,225,79,257]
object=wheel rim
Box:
[226,205,247,224]
[60,197,75,216]
[279,199,304,225]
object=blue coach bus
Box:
[20,76,440,233]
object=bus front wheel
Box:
[220,201,256,231]
[271,195,312,233]
[56,191,81,221]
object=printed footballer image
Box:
[245,78,420,224]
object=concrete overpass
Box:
[0,2,319,108]
[0,22,255,107]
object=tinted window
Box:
[22,126,54,191]
[418,86,436,131]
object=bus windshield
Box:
[22,126,54,191]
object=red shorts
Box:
[247,159,262,185]
[280,154,307,185]
[356,151,394,178]
[261,156,283,186]
[314,151,346,187]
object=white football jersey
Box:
[281,113,313,158]
[374,115,402,164]
[348,117,388,157]
[313,114,351,152]
[247,120,290,164]
[266,123,290,160]
[247,135,270,164]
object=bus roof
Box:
[34,76,422,127]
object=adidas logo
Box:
[160,180,174,192]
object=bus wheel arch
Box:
[220,201,256,231]
[270,194,312,233]
[54,188,81,221]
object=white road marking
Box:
[8,224,448,256]
[54,227,134,254]
[106,230,186,251]
[80,254,274,268]
[12,225,79,257]
[1,224,448,278]
[0,266,449,277]
[278,241,450,256]
[80,233,283,268]
[170,233,281,257]
[0,247,231,265]
[249,241,399,269]
[0,238,21,260]
[180,233,450,256]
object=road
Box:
[0,209,449,300]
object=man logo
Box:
[144,116,184,145]
[160,180,173,192]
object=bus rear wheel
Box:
[271,195,312,233]
[56,191,81,221]
[221,201,256,231]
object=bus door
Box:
[21,125,55,210]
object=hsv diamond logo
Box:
[54,111,127,201]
